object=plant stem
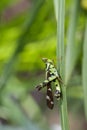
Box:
[65,0,80,84]
[57,0,70,130]
[82,17,87,119]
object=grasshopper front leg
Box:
[36,79,49,91]
[36,75,57,91]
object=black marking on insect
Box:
[35,58,63,109]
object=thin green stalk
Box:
[82,17,87,119]
[65,0,80,84]
[0,0,44,91]
[57,1,70,130]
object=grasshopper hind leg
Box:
[54,79,62,100]
[46,82,54,109]
[54,89,62,100]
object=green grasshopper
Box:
[36,58,63,109]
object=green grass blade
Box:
[82,17,87,119]
[0,0,44,91]
[65,0,80,84]
[0,124,41,130]
[56,0,70,130]
[53,0,58,21]
[67,86,83,99]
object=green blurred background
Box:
[0,0,87,130]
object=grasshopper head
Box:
[42,58,53,64]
